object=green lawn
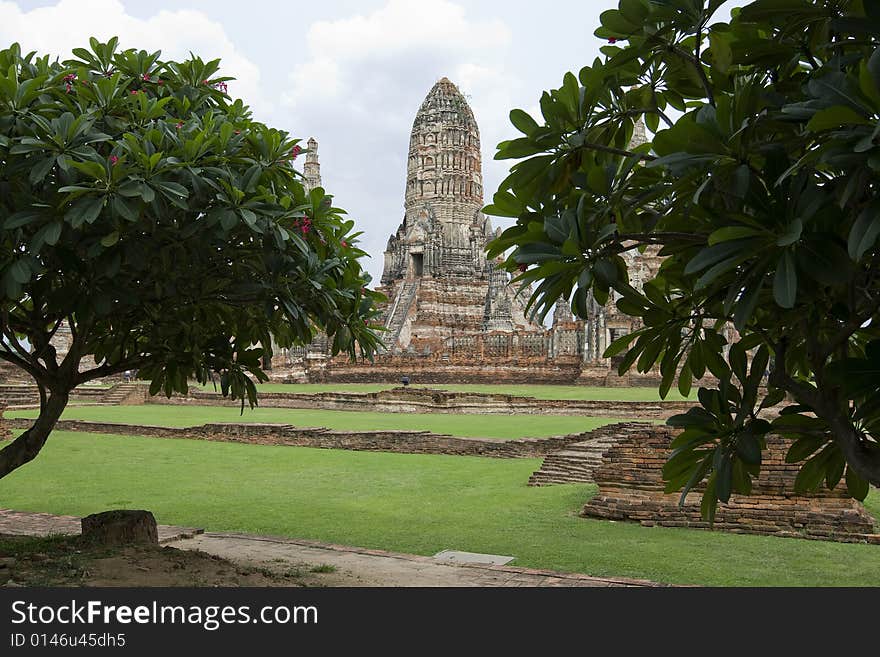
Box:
[1,431,878,586]
[197,382,696,401]
[9,405,618,439]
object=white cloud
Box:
[280,0,518,283]
[0,0,272,118]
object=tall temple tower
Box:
[378,77,539,352]
[303,137,322,192]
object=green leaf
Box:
[100,231,119,247]
[8,259,30,284]
[37,221,63,247]
[825,449,845,490]
[29,157,55,185]
[806,105,871,131]
[715,453,733,503]
[65,197,103,228]
[794,450,830,493]
[776,218,802,246]
[772,251,797,308]
[845,466,869,501]
[736,433,762,465]
[603,329,644,358]
[708,226,764,245]
[729,343,747,382]
[701,475,718,525]
[677,363,693,397]
[684,240,754,276]
[495,137,546,160]
[515,243,562,264]
[848,204,880,260]
[139,184,155,203]
[3,210,42,229]
[509,109,539,136]
[598,9,639,36]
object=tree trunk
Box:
[0,389,69,479]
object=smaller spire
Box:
[553,297,574,325]
[304,136,322,192]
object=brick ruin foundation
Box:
[0,402,10,440]
[581,423,879,544]
[4,417,591,459]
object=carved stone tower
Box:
[304,136,321,192]
[378,78,538,352]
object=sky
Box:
[0,0,728,284]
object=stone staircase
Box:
[100,383,143,405]
[382,279,420,351]
[0,360,31,384]
[527,423,632,486]
[0,384,40,407]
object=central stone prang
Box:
[377,77,539,353]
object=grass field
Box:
[196,382,696,401]
[8,405,619,439]
[1,431,878,586]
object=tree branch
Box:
[73,357,148,386]
[616,232,707,244]
[819,300,880,363]
[0,347,44,382]
[579,141,656,161]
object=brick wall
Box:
[6,418,590,458]
[581,423,879,544]
[0,402,10,440]
[154,387,694,419]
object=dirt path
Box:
[165,532,664,587]
[0,509,666,587]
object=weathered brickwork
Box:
[269,80,671,385]
[375,77,540,355]
[6,418,593,459]
[151,386,693,419]
[0,402,10,440]
[581,423,879,544]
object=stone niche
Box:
[581,423,879,543]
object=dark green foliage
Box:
[486,0,880,518]
[0,38,382,476]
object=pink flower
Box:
[201,79,209,85]
[291,144,303,160]
[142,73,151,81]
[608,38,617,44]
[234,129,241,135]
[63,73,76,82]
[341,241,348,248]
[65,83,72,94]
[109,155,119,166]
[176,121,183,129]
[157,80,164,86]
[216,81,228,93]
[130,90,139,95]
[518,263,527,273]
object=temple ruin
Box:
[272,77,665,384]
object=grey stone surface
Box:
[433,550,515,565]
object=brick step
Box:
[99,384,141,405]
[528,473,595,485]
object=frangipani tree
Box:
[486,0,880,519]
[0,38,382,478]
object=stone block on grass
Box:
[81,510,158,546]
